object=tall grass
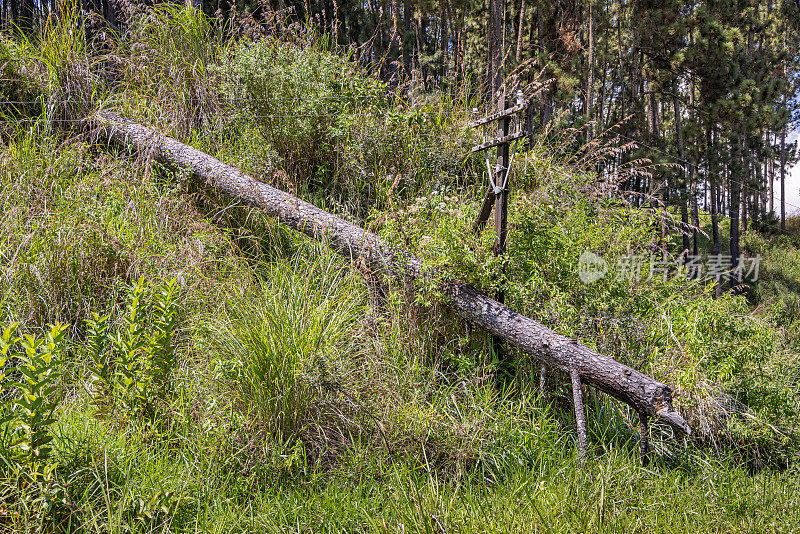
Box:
[0,1,99,128]
[196,248,365,444]
[10,398,796,533]
[112,2,226,136]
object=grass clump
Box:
[112,2,226,137]
[197,249,365,445]
[0,2,99,128]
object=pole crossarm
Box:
[468,101,530,128]
[470,130,527,153]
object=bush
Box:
[218,37,476,219]
[220,37,385,186]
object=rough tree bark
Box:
[89,111,691,435]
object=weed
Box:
[0,322,66,472]
[85,277,179,420]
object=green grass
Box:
[9,400,796,533]
[195,249,366,444]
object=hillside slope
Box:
[1,6,799,532]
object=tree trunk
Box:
[742,190,748,234]
[708,126,721,297]
[730,135,743,290]
[768,131,774,216]
[515,0,525,62]
[441,1,450,81]
[691,165,699,256]
[415,12,425,82]
[688,32,699,255]
[489,0,504,99]
[781,116,787,234]
[90,111,690,435]
[674,89,690,254]
[402,0,413,74]
[586,0,595,142]
[18,0,32,33]
[9,0,19,29]
[689,85,699,256]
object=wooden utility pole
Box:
[493,97,511,259]
[470,93,527,386]
[470,96,528,233]
[493,95,511,383]
[494,107,510,244]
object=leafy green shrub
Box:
[378,191,498,298]
[0,322,66,474]
[220,37,385,182]
[218,37,475,219]
[85,277,179,419]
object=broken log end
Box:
[656,407,691,436]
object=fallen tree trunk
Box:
[90,111,690,435]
